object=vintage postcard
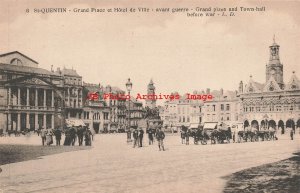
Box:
[0,0,299,193]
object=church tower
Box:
[266,36,284,89]
[145,79,156,109]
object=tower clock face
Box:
[271,69,276,75]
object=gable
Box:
[263,76,281,92]
[5,76,54,87]
[0,51,38,68]
[286,73,300,90]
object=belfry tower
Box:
[266,36,284,89]
[146,79,156,109]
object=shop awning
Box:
[203,122,218,129]
[189,123,199,129]
[65,119,86,127]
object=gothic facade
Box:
[238,39,300,132]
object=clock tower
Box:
[266,36,284,89]
[146,79,156,109]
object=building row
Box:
[160,38,300,132]
[0,51,144,133]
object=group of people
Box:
[128,127,166,151]
[39,125,94,146]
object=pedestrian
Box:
[232,131,236,143]
[45,127,54,146]
[139,128,144,147]
[77,125,84,146]
[69,126,77,146]
[40,127,47,146]
[84,128,92,146]
[54,127,62,146]
[181,130,186,144]
[156,127,165,151]
[148,128,154,145]
[186,129,190,145]
[126,129,132,143]
[290,129,294,140]
[63,127,72,146]
[132,129,139,148]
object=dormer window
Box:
[291,84,297,89]
[269,86,274,91]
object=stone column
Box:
[7,113,11,131]
[27,88,30,108]
[43,114,47,129]
[8,87,11,106]
[18,88,21,106]
[35,89,38,108]
[90,111,94,129]
[76,89,79,108]
[67,88,70,107]
[51,90,54,107]
[44,89,47,108]
[26,113,30,129]
[51,114,55,129]
[17,113,21,131]
[35,114,39,130]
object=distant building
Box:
[202,89,240,126]
[161,92,203,131]
[81,82,110,133]
[55,67,83,120]
[126,98,144,129]
[103,85,127,132]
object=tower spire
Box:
[273,34,275,44]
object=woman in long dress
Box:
[46,128,54,146]
[84,128,92,146]
[63,128,72,146]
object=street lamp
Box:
[126,78,132,142]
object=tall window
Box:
[221,104,224,111]
[226,104,230,111]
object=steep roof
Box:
[61,68,81,77]
[286,72,300,90]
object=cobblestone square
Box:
[0,134,299,193]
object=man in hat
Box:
[77,125,84,146]
[40,127,47,146]
[138,128,144,147]
[70,125,77,146]
[156,127,165,151]
[54,127,62,146]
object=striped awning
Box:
[65,119,86,127]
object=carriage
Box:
[202,122,231,144]
[238,127,276,142]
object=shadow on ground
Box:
[0,145,91,166]
[222,152,300,193]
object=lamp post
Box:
[126,78,132,142]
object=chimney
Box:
[220,88,224,96]
[206,88,210,94]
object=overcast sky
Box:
[1,0,299,102]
